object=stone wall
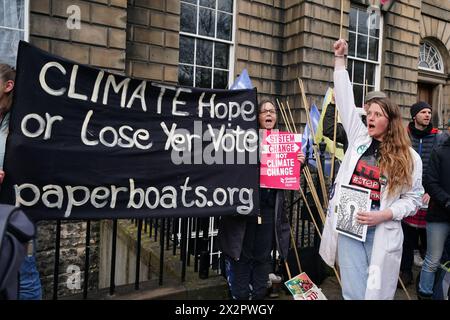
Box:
[36,221,100,299]
[29,0,127,72]
[126,0,180,82]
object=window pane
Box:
[349,9,357,32]
[357,34,368,59]
[418,61,429,69]
[214,70,228,89]
[357,10,369,35]
[347,60,354,81]
[196,39,213,66]
[0,28,23,66]
[218,0,233,13]
[180,3,197,34]
[0,0,24,28]
[181,0,196,4]
[348,32,356,57]
[199,7,215,37]
[353,60,364,84]
[217,12,232,41]
[365,63,375,86]
[368,37,378,61]
[369,19,379,37]
[214,42,229,69]
[179,65,194,87]
[196,67,212,88]
[179,36,195,64]
[200,0,215,9]
[353,84,364,108]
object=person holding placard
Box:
[319,40,424,300]
[218,100,305,300]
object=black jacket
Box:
[217,190,290,260]
[424,136,450,223]
[408,122,442,178]
[323,103,348,152]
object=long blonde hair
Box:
[370,97,413,197]
[0,63,16,114]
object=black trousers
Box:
[225,220,274,300]
[400,222,427,274]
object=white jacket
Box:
[319,69,424,300]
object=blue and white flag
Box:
[301,104,320,155]
[230,69,253,90]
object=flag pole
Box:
[332,0,345,183]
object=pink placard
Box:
[260,130,302,190]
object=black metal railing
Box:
[44,144,328,299]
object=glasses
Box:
[259,109,276,115]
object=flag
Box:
[230,69,253,90]
[301,104,321,167]
[314,87,345,161]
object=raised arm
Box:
[333,39,366,144]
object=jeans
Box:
[19,254,42,300]
[224,220,273,300]
[337,227,375,300]
[418,222,450,295]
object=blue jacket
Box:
[408,122,441,179]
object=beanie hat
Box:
[365,91,386,103]
[410,101,432,119]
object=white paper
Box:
[334,184,372,242]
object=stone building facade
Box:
[1,0,449,298]
[24,0,449,127]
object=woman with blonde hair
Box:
[319,40,424,299]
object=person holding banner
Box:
[0,63,42,300]
[218,100,305,300]
[319,40,424,300]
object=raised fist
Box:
[333,39,348,57]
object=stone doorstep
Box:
[79,220,228,300]
[60,274,229,300]
[116,220,193,280]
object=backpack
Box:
[0,204,35,300]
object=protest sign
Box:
[0,41,260,220]
[260,130,301,190]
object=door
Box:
[417,82,433,104]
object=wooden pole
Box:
[339,0,344,39]
[286,100,297,134]
[298,78,328,208]
[299,188,342,288]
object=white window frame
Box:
[347,5,383,105]
[24,0,29,41]
[179,0,235,89]
[418,41,444,74]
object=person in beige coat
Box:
[319,39,424,300]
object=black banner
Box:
[0,41,259,220]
